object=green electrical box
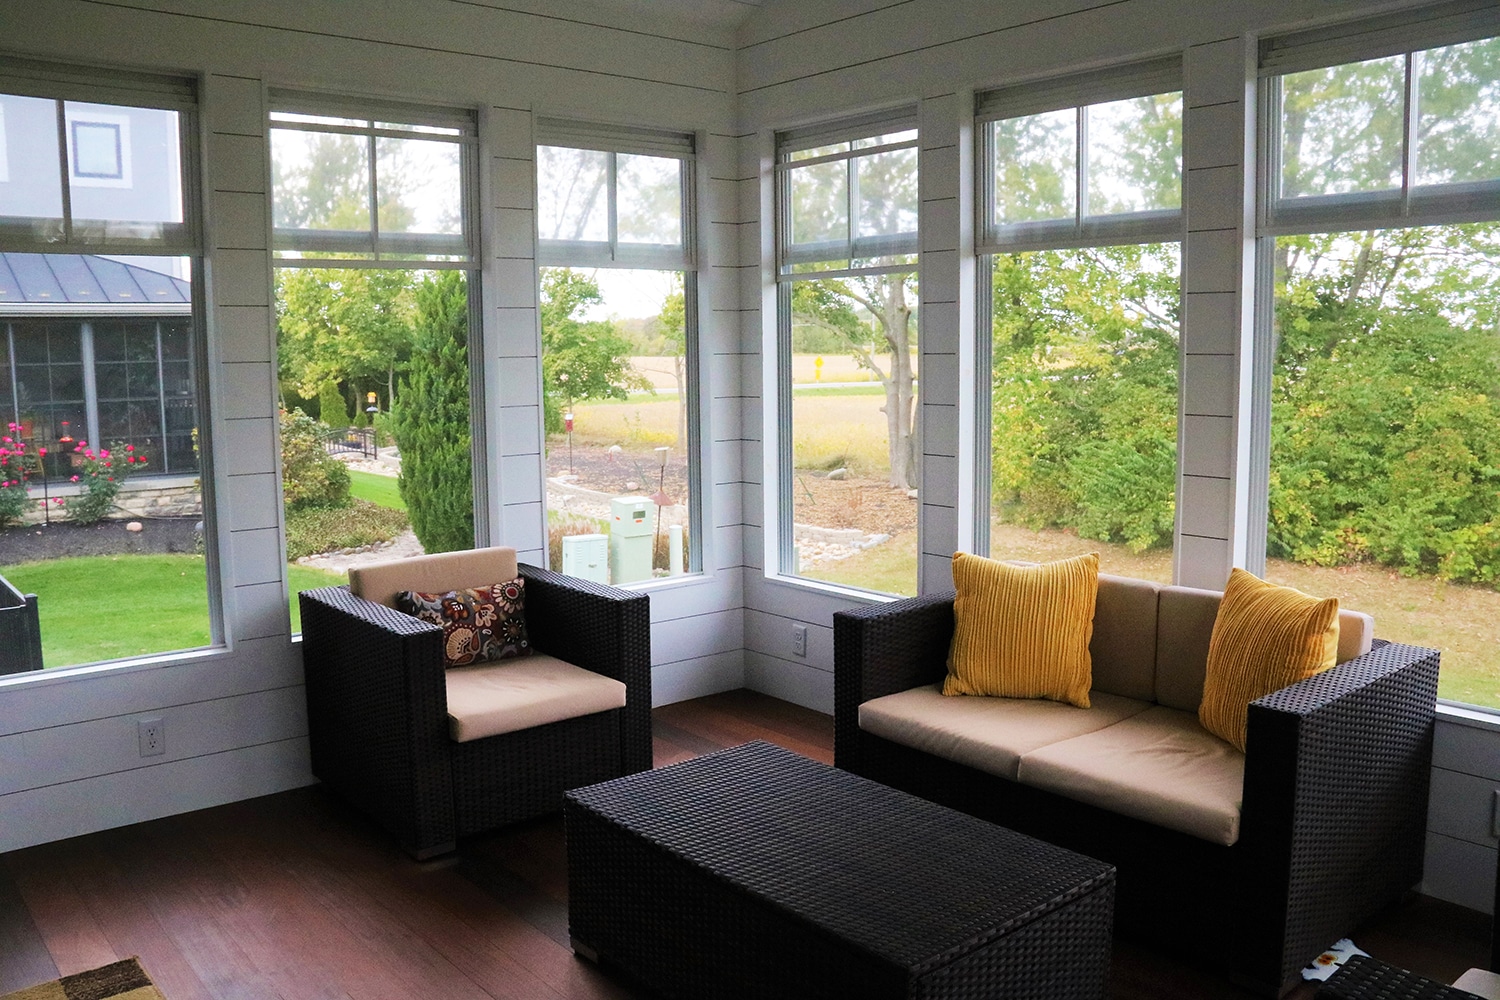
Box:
[609,495,653,584]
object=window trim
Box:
[268,91,479,268]
[771,109,922,595]
[533,120,703,581]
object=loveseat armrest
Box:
[298,585,455,856]
[518,564,653,774]
[833,591,956,771]
[1238,640,1440,989]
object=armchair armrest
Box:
[1239,640,1440,988]
[518,564,653,774]
[1317,954,1485,999]
[298,585,455,856]
[833,591,956,770]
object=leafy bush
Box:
[0,425,34,528]
[280,408,351,511]
[392,271,473,553]
[64,442,145,525]
[285,499,408,560]
[317,381,349,427]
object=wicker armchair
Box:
[299,547,651,859]
[834,590,1439,996]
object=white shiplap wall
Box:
[0,0,745,853]
[732,0,1499,910]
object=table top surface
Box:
[566,740,1115,971]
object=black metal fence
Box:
[322,426,377,460]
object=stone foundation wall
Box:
[16,479,202,525]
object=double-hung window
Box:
[772,110,920,596]
[1256,4,1500,709]
[535,120,700,586]
[0,60,212,671]
[977,60,1183,581]
[269,95,481,630]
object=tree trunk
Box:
[674,354,687,448]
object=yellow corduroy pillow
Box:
[944,551,1100,709]
[1199,568,1340,752]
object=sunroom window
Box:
[774,110,920,596]
[977,59,1183,582]
[535,120,700,586]
[1257,8,1500,709]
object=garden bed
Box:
[0,516,201,565]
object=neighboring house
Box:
[0,252,200,514]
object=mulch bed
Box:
[547,443,918,536]
[0,517,202,565]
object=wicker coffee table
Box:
[565,741,1116,999]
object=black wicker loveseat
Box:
[299,546,651,859]
[833,578,1439,996]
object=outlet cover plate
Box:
[792,624,808,657]
[138,717,165,757]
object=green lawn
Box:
[348,468,406,511]
[4,554,345,667]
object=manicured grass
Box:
[348,468,406,511]
[4,554,348,665]
[797,530,920,597]
[5,554,213,667]
[288,563,347,633]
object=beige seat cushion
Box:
[350,546,520,609]
[859,683,1153,781]
[1018,705,1246,846]
[1453,968,1500,998]
[445,654,626,742]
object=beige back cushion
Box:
[1089,574,1161,701]
[1155,584,1375,712]
[349,546,520,609]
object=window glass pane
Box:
[1086,93,1182,215]
[1,255,208,668]
[988,244,1179,583]
[1416,36,1500,187]
[0,94,64,227]
[537,145,609,242]
[787,142,849,162]
[271,111,367,128]
[852,129,917,149]
[788,158,849,249]
[1267,224,1500,707]
[541,267,694,583]
[785,272,920,596]
[64,102,182,227]
[274,266,475,631]
[375,135,462,238]
[854,145,918,240]
[616,153,682,246]
[271,127,370,232]
[992,109,1076,225]
[1279,56,1405,199]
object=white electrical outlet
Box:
[138,717,165,757]
[792,624,808,658]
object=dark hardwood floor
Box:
[0,689,1488,999]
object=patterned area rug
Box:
[0,958,165,1000]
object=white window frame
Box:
[1252,5,1500,713]
[534,119,703,580]
[0,103,9,184]
[772,108,920,592]
[268,91,478,268]
[974,62,1184,559]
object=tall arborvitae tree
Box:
[392,271,473,553]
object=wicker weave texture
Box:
[298,565,651,858]
[567,741,1114,1000]
[832,600,1439,995]
[1317,955,1487,999]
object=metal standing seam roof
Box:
[0,253,191,313]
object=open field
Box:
[626,353,888,390]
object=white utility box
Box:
[561,532,609,584]
[609,495,654,585]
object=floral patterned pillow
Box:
[395,577,531,667]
